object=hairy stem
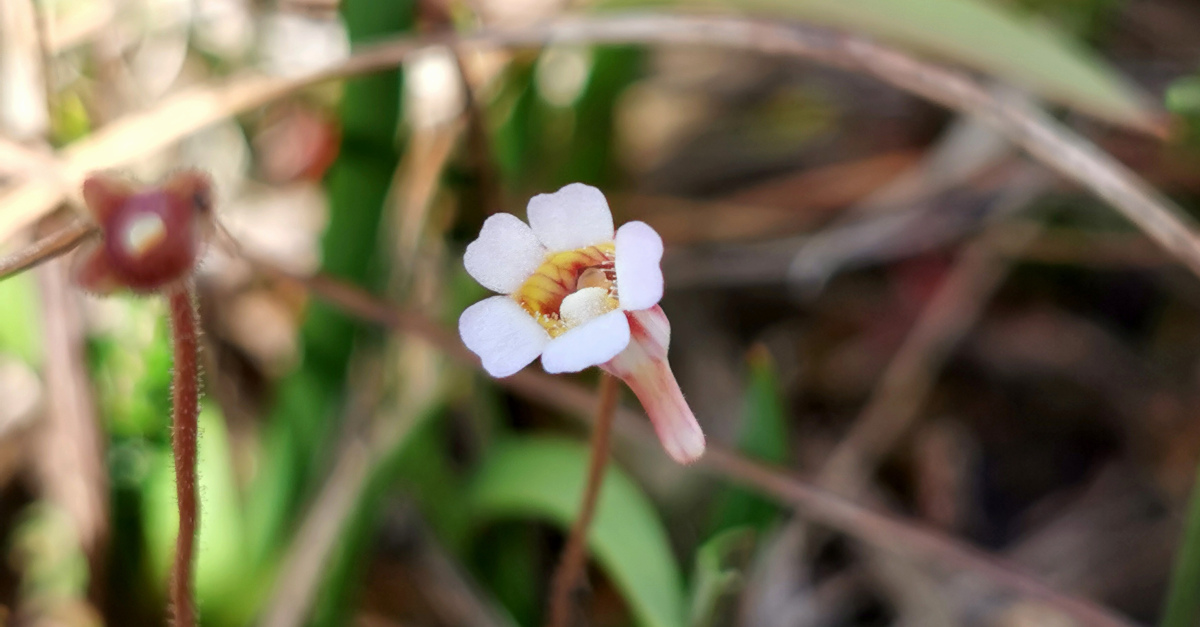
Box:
[545,374,619,627]
[167,284,200,627]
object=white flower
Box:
[459,183,663,376]
[459,183,705,463]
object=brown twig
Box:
[1,14,1194,280]
[167,283,200,627]
[545,373,619,627]
[0,218,93,280]
[239,255,1137,627]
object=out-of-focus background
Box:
[4,0,1200,625]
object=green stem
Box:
[1161,463,1200,627]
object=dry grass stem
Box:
[259,360,383,627]
[0,219,93,280]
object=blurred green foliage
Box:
[0,274,42,364]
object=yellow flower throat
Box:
[514,243,618,337]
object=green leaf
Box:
[603,0,1157,131]
[709,347,788,534]
[470,437,686,627]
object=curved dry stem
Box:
[545,374,619,627]
[166,284,200,627]
[2,14,1195,280]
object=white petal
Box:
[541,310,630,374]
[527,183,614,252]
[464,214,546,294]
[459,296,550,377]
[615,221,664,311]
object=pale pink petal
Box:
[602,307,704,464]
[459,296,550,377]
[624,359,705,464]
[464,214,546,294]
[540,309,630,374]
[526,183,614,252]
[614,221,664,311]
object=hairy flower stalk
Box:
[167,284,199,626]
[74,171,212,627]
[459,183,704,463]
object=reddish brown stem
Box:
[167,284,199,627]
[545,374,619,627]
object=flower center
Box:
[121,212,168,258]
[514,243,618,337]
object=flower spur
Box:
[459,183,705,463]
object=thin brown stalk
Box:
[167,283,200,627]
[0,219,93,280]
[241,256,1136,627]
[545,374,619,627]
[2,14,1194,281]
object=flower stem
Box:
[167,284,199,627]
[545,373,618,627]
[1161,461,1200,627]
